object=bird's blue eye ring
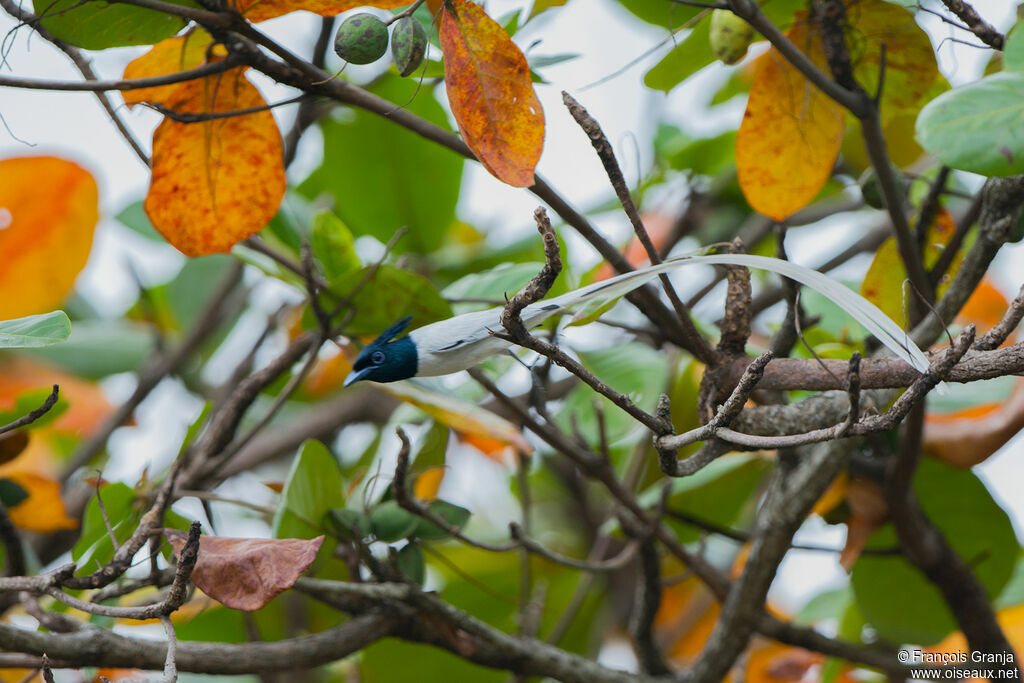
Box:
[371,350,386,364]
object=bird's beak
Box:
[343,367,372,388]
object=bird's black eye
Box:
[371,350,386,364]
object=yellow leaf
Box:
[122,30,217,108]
[440,0,545,187]
[145,68,286,256]
[4,472,77,532]
[0,157,98,319]
[736,18,845,220]
[382,382,533,460]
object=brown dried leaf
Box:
[839,477,888,572]
[164,530,323,611]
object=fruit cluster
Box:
[334,12,429,77]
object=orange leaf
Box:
[594,211,674,281]
[924,379,1024,468]
[414,466,445,501]
[230,0,408,23]
[736,19,844,220]
[840,477,887,571]
[0,157,98,319]
[440,0,545,187]
[958,277,1012,345]
[4,472,77,532]
[928,603,1024,680]
[164,530,323,611]
[122,31,217,108]
[145,68,286,256]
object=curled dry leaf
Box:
[839,477,888,572]
[0,157,98,320]
[164,529,324,612]
[440,0,545,187]
[736,18,844,221]
[144,68,286,256]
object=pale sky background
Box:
[0,0,1022,621]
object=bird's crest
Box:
[373,315,412,345]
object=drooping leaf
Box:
[413,499,471,540]
[0,157,98,319]
[0,312,71,349]
[272,439,344,540]
[231,0,408,23]
[916,72,1024,176]
[32,0,191,50]
[644,18,714,93]
[122,31,217,108]
[616,0,700,27]
[851,457,1018,644]
[165,530,324,611]
[145,68,286,256]
[440,0,545,187]
[298,77,462,254]
[736,18,845,220]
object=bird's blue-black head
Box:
[344,316,418,386]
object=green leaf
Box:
[166,255,237,332]
[557,343,667,446]
[24,320,155,379]
[0,388,67,431]
[642,453,770,544]
[34,0,193,50]
[644,19,713,93]
[325,508,371,541]
[298,76,463,254]
[795,585,855,626]
[665,130,738,177]
[115,200,163,242]
[72,483,139,574]
[311,211,360,280]
[414,500,471,541]
[916,72,1024,176]
[412,421,450,475]
[0,312,71,349]
[328,264,452,336]
[370,501,420,542]
[442,262,545,308]
[616,0,699,27]
[272,440,344,540]
[397,542,426,584]
[1004,20,1024,73]
[0,479,29,508]
[851,457,1018,644]
[997,550,1024,608]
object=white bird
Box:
[343,253,930,386]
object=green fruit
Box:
[369,500,419,542]
[709,10,754,65]
[391,16,427,78]
[858,166,903,210]
[334,13,389,65]
[396,542,425,584]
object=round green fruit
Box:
[334,13,389,65]
[391,16,427,78]
[709,10,755,65]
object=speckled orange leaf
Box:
[145,68,286,256]
[122,30,217,108]
[440,0,544,187]
[736,19,844,220]
[4,472,77,532]
[0,157,97,320]
[164,530,323,611]
[231,0,408,23]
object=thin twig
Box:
[0,385,59,436]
